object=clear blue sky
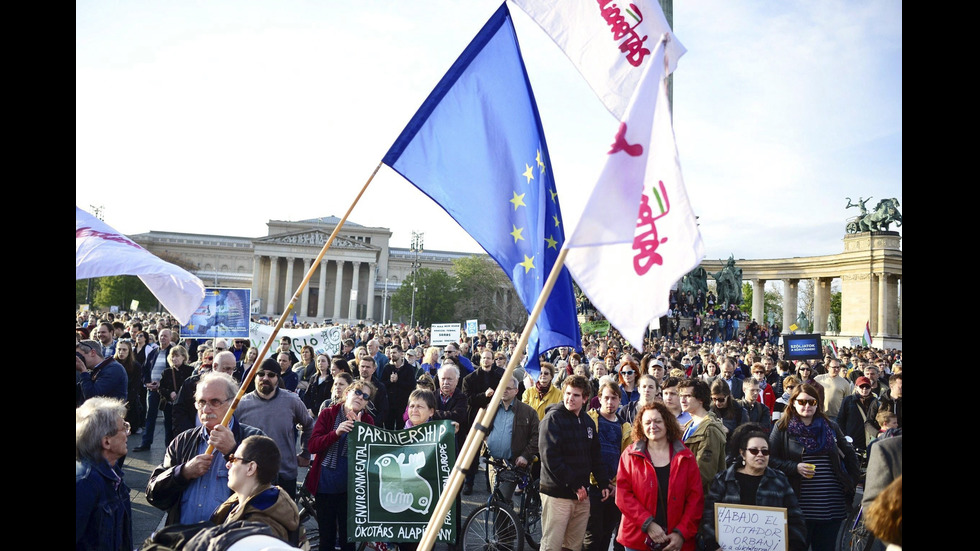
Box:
[76,0,902,260]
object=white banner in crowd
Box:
[249,323,342,357]
[430,323,461,346]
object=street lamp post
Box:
[409,231,424,328]
[381,276,391,324]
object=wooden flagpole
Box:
[416,247,571,551]
[205,161,383,455]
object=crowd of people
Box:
[76,308,902,551]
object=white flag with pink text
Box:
[563,36,703,349]
[511,0,685,119]
[76,206,205,324]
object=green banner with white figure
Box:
[348,420,457,543]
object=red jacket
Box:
[760,383,776,412]
[616,440,703,551]
[304,402,374,495]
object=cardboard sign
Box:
[348,421,457,542]
[430,323,461,346]
[713,503,788,551]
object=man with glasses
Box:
[836,376,880,460]
[814,358,851,420]
[461,349,505,494]
[76,339,128,402]
[236,358,315,499]
[444,342,474,375]
[147,372,264,525]
[76,396,133,551]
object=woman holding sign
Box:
[699,424,807,551]
[768,384,859,551]
[305,379,376,551]
[617,402,703,551]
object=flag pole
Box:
[417,247,571,551]
[205,161,383,454]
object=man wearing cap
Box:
[836,376,880,459]
[647,357,666,384]
[235,358,314,498]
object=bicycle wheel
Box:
[520,480,542,551]
[836,507,875,551]
[462,503,524,551]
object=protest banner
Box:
[181,288,251,338]
[348,420,457,543]
[465,319,478,337]
[249,322,342,357]
[713,503,788,551]
[430,323,461,346]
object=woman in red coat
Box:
[616,402,703,551]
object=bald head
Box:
[214,351,237,375]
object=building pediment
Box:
[255,230,378,251]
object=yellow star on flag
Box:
[522,163,535,184]
[545,235,558,249]
[518,254,535,273]
[510,225,525,243]
[536,149,545,169]
[510,191,527,210]
[553,213,561,227]
[549,187,558,202]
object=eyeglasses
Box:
[111,422,131,437]
[795,398,817,407]
[257,371,279,379]
[195,398,229,409]
[226,454,252,464]
[351,389,371,400]
[744,447,770,456]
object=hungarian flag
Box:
[563,36,703,349]
[862,321,873,347]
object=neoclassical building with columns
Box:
[131,216,474,323]
[133,217,901,348]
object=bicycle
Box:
[462,458,540,551]
[296,485,320,550]
[836,444,876,551]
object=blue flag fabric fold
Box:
[383,3,579,378]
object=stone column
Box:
[266,256,279,315]
[782,279,798,332]
[813,277,832,333]
[350,262,362,319]
[333,260,345,319]
[898,277,902,337]
[366,262,377,322]
[251,256,262,315]
[283,257,296,319]
[317,258,328,319]
[877,273,888,337]
[751,279,766,324]
[300,257,311,319]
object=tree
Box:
[451,255,527,331]
[741,282,783,326]
[391,268,459,328]
[830,290,842,332]
[91,275,161,312]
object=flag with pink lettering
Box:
[76,206,205,324]
[563,37,703,349]
[511,0,685,119]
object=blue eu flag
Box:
[383,3,579,377]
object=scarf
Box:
[321,404,349,470]
[535,380,552,400]
[787,415,834,454]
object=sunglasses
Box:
[351,389,371,400]
[226,454,252,464]
[858,384,871,390]
[620,370,635,376]
[795,398,817,407]
[744,448,770,456]
[257,371,279,379]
